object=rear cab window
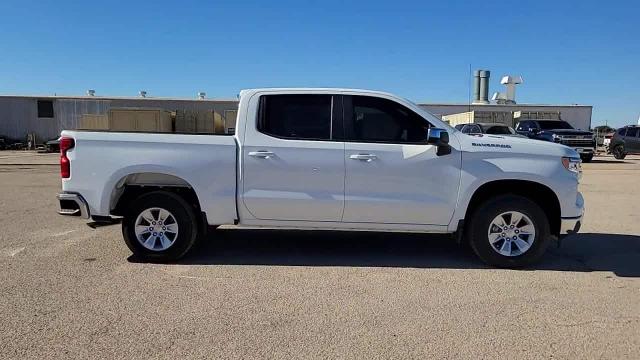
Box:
[257,94,339,141]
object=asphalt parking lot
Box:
[1,151,638,359]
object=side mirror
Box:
[529,128,540,135]
[427,128,451,156]
[427,128,449,146]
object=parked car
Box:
[515,120,595,162]
[57,88,584,268]
[609,125,640,159]
[454,123,526,138]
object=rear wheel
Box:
[466,195,551,268]
[613,145,626,159]
[122,191,199,262]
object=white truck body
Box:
[58,88,584,267]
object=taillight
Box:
[60,137,74,178]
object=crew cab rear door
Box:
[341,95,461,225]
[240,93,345,221]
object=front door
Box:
[242,94,345,221]
[342,95,461,225]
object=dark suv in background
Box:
[609,125,640,159]
[516,120,596,162]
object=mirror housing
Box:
[427,128,451,156]
[427,128,450,146]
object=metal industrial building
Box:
[1,82,592,143]
[0,93,239,143]
[421,102,592,130]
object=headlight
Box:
[562,157,582,177]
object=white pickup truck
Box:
[57,88,584,268]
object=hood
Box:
[454,132,579,158]
[540,129,592,136]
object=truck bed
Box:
[61,130,238,225]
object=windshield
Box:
[538,121,574,130]
[485,125,515,135]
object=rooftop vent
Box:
[86,89,96,96]
[492,75,523,104]
[198,92,206,100]
[472,70,491,105]
[139,90,147,98]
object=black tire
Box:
[580,153,593,163]
[613,145,626,160]
[466,195,551,268]
[122,191,200,262]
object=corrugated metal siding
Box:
[0,97,239,142]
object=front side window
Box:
[516,121,530,131]
[346,96,430,143]
[258,94,332,140]
[617,128,627,136]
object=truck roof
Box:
[239,88,399,98]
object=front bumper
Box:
[57,192,90,219]
[560,215,582,235]
[559,191,584,236]
[573,147,594,154]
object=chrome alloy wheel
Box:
[487,211,536,257]
[134,207,179,251]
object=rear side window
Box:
[345,95,431,143]
[258,95,332,140]
[626,127,638,137]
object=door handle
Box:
[349,153,377,162]
[248,151,275,159]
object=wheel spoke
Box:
[488,232,502,244]
[135,225,151,234]
[513,238,531,253]
[143,235,157,249]
[510,212,523,227]
[141,211,155,224]
[499,240,512,255]
[159,209,171,222]
[165,223,178,233]
[519,224,535,235]
[159,234,172,249]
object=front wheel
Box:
[122,191,200,262]
[466,195,551,268]
[580,153,593,163]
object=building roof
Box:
[417,102,591,108]
[0,94,239,102]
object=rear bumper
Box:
[57,192,90,219]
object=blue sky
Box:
[0,0,638,127]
